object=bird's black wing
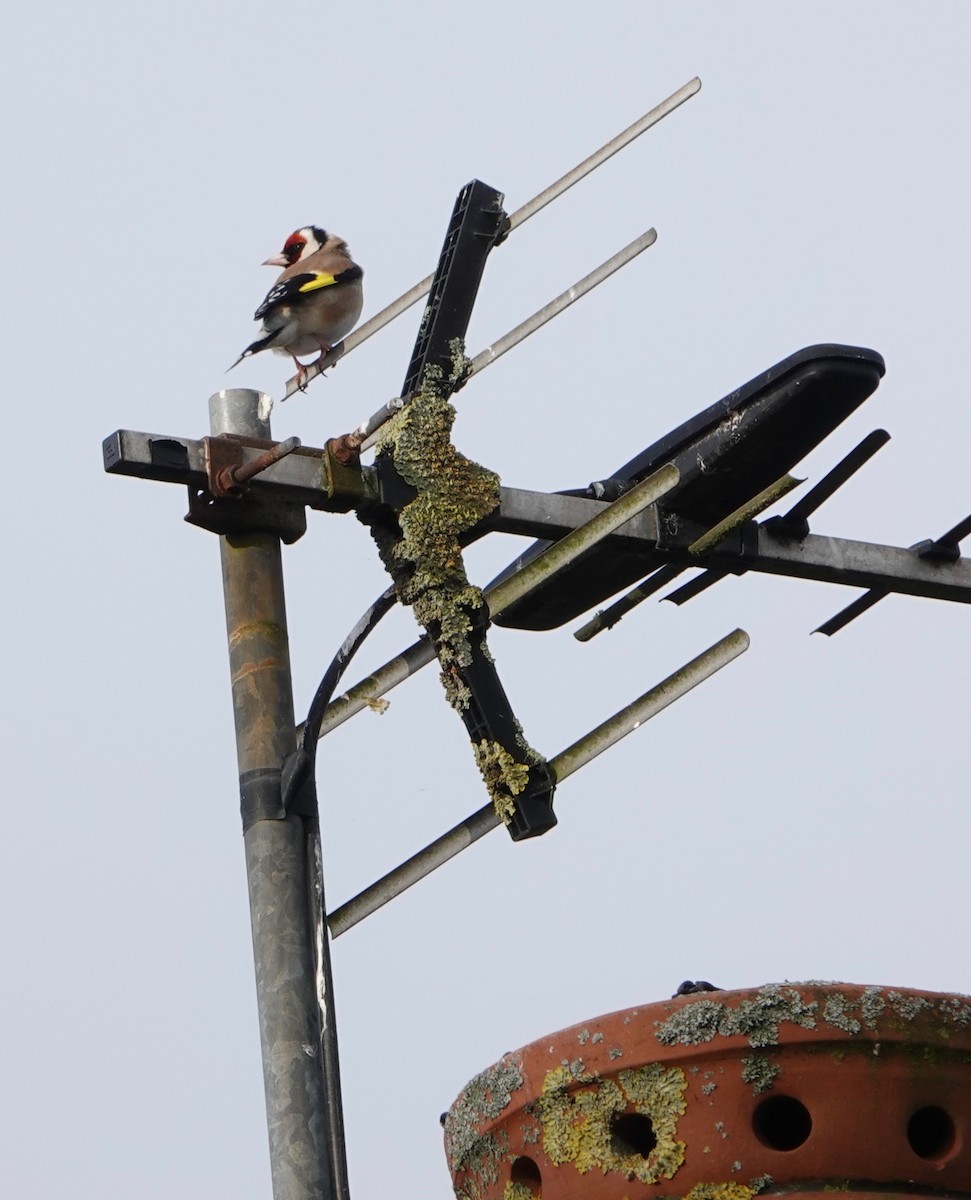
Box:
[254,265,364,320]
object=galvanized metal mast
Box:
[211,388,341,1200]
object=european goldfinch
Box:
[230,226,364,384]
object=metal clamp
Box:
[184,435,308,543]
[204,434,302,499]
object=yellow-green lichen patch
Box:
[656,999,723,1046]
[474,740,531,824]
[740,1055,780,1094]
[376,381,498,697]
[453,1179,481,1200]
[373,361,545,819]
[655,985,817,1049]
[886,990,933,1021]
[536,1062,687,1183]
[938,995,971,1027]
[446,1056,525,1171]
[375,361,497,655]
[814,985,971,1042]
[457,1130,509,1194]
[503,1182,534,1200]
[684,1184,755,1200]
[822,993,862,1035]
[521,1115,541,1145]
[857,986,887,1029]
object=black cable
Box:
[302,585,399,757]
[282,585,399,809]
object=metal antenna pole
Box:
[211,389,338,1200]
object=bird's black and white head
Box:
[263,225,328,268]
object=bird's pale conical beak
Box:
[262,253,289,267]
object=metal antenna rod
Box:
[466,230,657,377]
[663,473,804,606]
[774,429,891,531]
[298,464,680,743]
[488,463,679,615]
[935,512,971,549]
[328,628,749,937]
[282,77,701,398]
[213,436,302,495]
[357,228,657,451]
[687,473,803,556]
[814,588,886,637]
[574,564,688,642]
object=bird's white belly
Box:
[271,289,363,358]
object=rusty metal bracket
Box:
[204,434,302,499]
[204,434,246,497]
[327,433,363,467]
[181,434,310,543]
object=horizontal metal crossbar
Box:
[732,528,971,604]
[103,427,971,611]
[103,428,663,540]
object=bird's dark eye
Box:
[285,240,305,263]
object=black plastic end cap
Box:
[505,765,557,842]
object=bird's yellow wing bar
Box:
[298,273,340,293]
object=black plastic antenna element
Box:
[450,604,556,841]
[400,179,509,398]
[490,344,886,630]
[371,180,555,840]
[763,428,892,541]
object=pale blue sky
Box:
[3,3,971,1196]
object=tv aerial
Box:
[103,75,971,1200]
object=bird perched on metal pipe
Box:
[229,225,364,386]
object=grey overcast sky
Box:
[4,2,971,1196]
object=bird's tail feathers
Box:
[226,330,278,373]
